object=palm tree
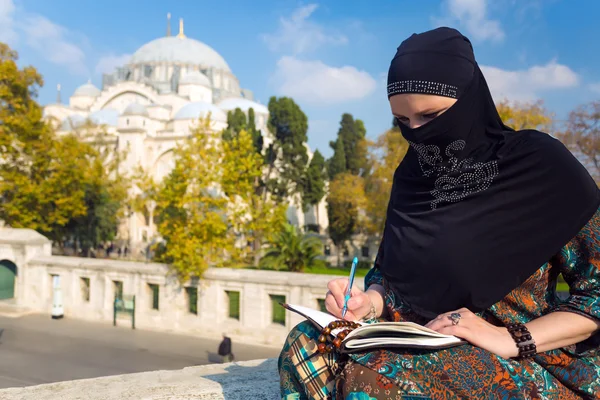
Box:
[260,224,323,272]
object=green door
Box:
[0,260,17,300]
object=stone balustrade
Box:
[0,358,280,400]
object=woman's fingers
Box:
[325,278,368,320]
[327,278,349,309]
[325,291,342,317]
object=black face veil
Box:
[380,27,600,319]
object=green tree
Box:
[221,129,287,266]
[247,108,264,154]
[0,42,88,239]
[327,173,367,266]
[328,137,347,179]
[224,107,263,154]
[260,223,323,272]
[153,119,235,280]
[223,108,247,141]
[65,133,128,257]
[329,113,368,177]
[302,150,327,226]
[267,96,309,200]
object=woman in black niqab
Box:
[278,27,600,399]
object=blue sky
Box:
[2,0,599,157]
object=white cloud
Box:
[95,53,131,75]
[0,0,17,45]
[262,4,347,54]
[22,15,87,76]
[437,0,504,42]
[481,61,579,101]
[272,56,376,105]
[0,2,88,76]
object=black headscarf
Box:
[381,27,600,320]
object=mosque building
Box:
[43,15,328,256]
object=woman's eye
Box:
[395,116,409,124]
[422,111,441,119]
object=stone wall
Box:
[0,228,363,345]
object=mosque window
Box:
[144,65,153,78]
[317,298,327,313]
[148,283,159,310]
[80,277,90,302]
[226,290,240,320]
[186,287,198,315]
[270,294,286,325]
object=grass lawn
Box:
[303,264,369,277]
[242,262,370,277]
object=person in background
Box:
[218,334,234,363]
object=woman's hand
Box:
[325,278,374,321]
[425,308,518,359]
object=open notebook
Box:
[283,303,467,353]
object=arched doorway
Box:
[0,260,17,300]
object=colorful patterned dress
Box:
[278,209,600,399]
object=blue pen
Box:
[341,257,359,318]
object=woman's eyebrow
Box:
[418,107,445,114]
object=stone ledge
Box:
[0,358,280,400]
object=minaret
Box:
[177,18,185,38]
[166,13,171,37]
[56,84,61,104]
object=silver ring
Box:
[449,312,461,325]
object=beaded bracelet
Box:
[506,323,537,359]
[317,320,361,354]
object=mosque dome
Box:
[123,103,149,117]
[180,70,211,87]
[129,36,231,72]
[89,108,119,126]
[217,98,269,115]
[174,101,227,122]
[73,82,101,98]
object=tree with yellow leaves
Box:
[364,128,410,236]
[0,43,88,243]
[221,129,287,266]
[496,99,553,131]
[152,119,235,280]
[327,173,367,266]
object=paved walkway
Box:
[0,314,281,389]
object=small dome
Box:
[217,97,269,115]
[174,101,227,122]
[89,108,119,126]
[180,70,211,87]
[123,103,149,117]
[60,115,87,131]
[73,82,101,98]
